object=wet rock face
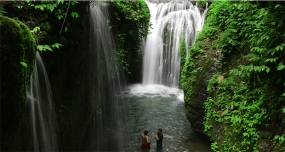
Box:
[182,35,221,141]
[184,62,217,141]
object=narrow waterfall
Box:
[85,2,126,151]
[27,52,58,151]
[142,1,208,87]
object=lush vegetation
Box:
[109,0,150,82]
[182,1,285,151]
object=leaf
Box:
[35,5,45,11]
[57,15,63,20]
[243,132,249,137]
[46,3,55,12]
[37,45,43,51]
[275,4,282,9]
[31,26,40,33]
[64,26,68,32]
[265,58,277,63]
[51,43,63,49]
[57,0,64,4]
[280,134,285,145]
[37,45,52,52]
[71,12,80,18]
[275,45,283,51]
[265,67,270,73]
[20,62,28,68]
[277,62,285,70]
[71,0,79,6]
[0,6,7,15]
[274,135,279,140]
[282,107,285,113]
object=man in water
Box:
[155,128,163,150]
[141,130,150,149]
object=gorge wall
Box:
[182,1,285,151]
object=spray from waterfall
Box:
[142,1,208,87]
[27,52,58,151]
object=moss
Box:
[0,16,36,150]
[109,0,150,83]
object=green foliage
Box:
[109,0,150,75]
[211,142,219,152]
[179,35,187,67]
[205,73,270,151]
[37,43,62,52]
[70,11,79,18]
[181,0,285,151]
[20,62,28,68]
[31,26,63,52]
[23,0,80,32]
[197,0,211,8]
[0,6,7,15]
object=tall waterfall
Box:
[142,1,208,87]
[85,2,126,151]
[27,52,58,151]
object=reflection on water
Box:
[120,84,211,152]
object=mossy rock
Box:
[0,15,36,150]
[181,27,221,140]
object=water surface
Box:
[120,84,211,152]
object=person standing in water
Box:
[155,128,163,150]
[141,130,150,149]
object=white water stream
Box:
[143,1,208,87]
[28,52,58,151]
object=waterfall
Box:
[142,1,208,87]
[85,2,126,151]
[27,52,58,151]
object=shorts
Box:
[141,143,150,149]
[156,143,162,150]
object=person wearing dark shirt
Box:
[155,128,163,150]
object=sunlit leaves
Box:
[274,134,285,145]
[37,45,52,52]
[20,62,28,68]
[37,43,63,52]
[71,12,79,18]
[277,61,285,70]
[51,43,63,49]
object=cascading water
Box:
[118,1,210,151]
[142,1,208,87]
[84,2,126,151]
[27,52,58,151]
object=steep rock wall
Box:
[182,1,285,151]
